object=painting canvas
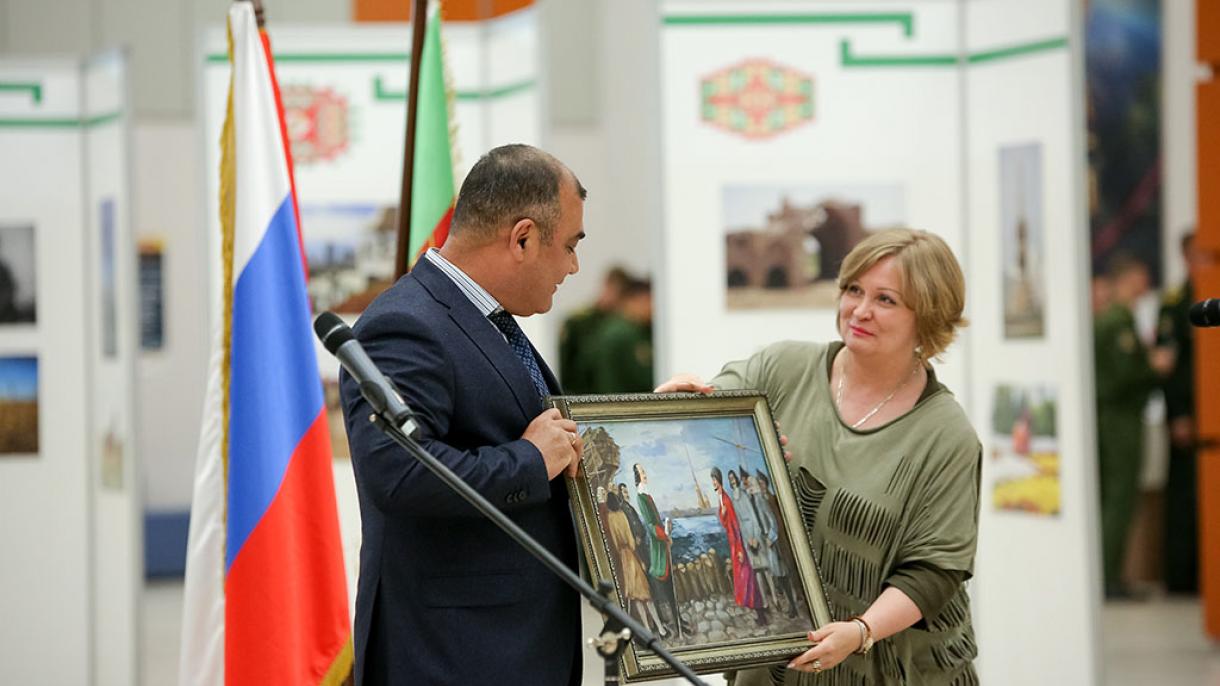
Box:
[0,224,36,324]
[0,356,38,455]
[990,384,1059,516]
[723,184,904,310]
[554,392,831,681]
[999,144,1046,338]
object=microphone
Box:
[314,311,419,437]
[1189,298,1220,327]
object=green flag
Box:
[408,3,456,267]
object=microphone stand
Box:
[366,411,709,686]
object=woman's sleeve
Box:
[709,350,768,392]
[897,438,982,577]
[885,561,966,626]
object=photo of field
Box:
[0,356,38,455]
[990,384,1058,516]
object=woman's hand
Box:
[776,421,792,463]
[787,623,862,674]
[654,373,714,394]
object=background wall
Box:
[0,52,139,685]
[1,0,654,527]
[0,56,93,686]
[963,1,1099,682]
[0,1,1207,684]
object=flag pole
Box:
[395,0,430,278]
[249,0,265,28]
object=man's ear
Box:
[507,218,534,260]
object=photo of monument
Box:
[999,143,1046,338]
[722,185,904,309]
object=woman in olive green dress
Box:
[658,229,980,685]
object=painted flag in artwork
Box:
[407,2,458,268]
[179,3,352,685]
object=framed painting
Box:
[551,391,832,682]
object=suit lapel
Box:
[412,258,543,419]
[533,342,560,395]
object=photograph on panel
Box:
[723,184,905,310]
[303,203,399,314]
[138,238,165,351]
[999,143,1046,339]
[0,224,36,325]
[0,355,38,456]
[100,198,118,358]
[990,384,1059,516]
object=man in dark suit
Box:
[341,144,588,685]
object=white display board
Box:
[659,2,1097,684]
[659,0,967,393]
[0,52,140,686]
[84,50,142,686]
[964,1,1099,683]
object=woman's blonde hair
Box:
[836,228,968,361]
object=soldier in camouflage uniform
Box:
[1156,233,1211,593]
[588,278,654,393]
[1093,255,1174,597]
[558,266,629,394]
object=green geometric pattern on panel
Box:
[0,82,42,104]
[840,36,1069,68]
[371,74,536,102]
[664,12,915,37]
[661,10,1068,69]
[0,111,122,128]
[206,52,410,64]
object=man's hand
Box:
[1150,346,1176,376]
[523,408,582,480]
[1170,416,1195,449]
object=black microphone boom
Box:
[312,314,707,685]
[313,311,419,436]
[1189,298,1220,328]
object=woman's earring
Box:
[914,345,924,359]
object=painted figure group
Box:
[601,460,803,643]
[711,467,800,625]
[601,464,690,640]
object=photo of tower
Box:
[1000,143,1046,338]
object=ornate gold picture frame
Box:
[552,391,832,682]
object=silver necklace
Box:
[836,358,921,429]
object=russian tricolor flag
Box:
[179,4,352,685]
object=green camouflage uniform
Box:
[1093,302,1159,593]
[1157,281,1198,593]
[587,314,654,394]
[558,306,609,395]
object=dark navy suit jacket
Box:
[340,256,581,686]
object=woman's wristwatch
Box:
[849,616,874,655]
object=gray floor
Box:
[144,581,1220,685]
[1100,596,1220,685]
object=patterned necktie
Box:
[488,310,550,398]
